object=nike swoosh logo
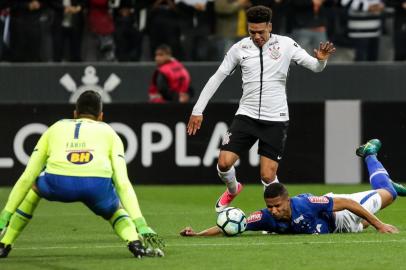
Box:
[242,56,248,60]
[215,198,221,208]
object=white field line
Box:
[34,211,214,217]
[14,239,406,251]
[31,208,406,218]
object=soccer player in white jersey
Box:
[187,5,336,213]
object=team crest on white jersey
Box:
[222,131,232,145]
[60,66,121,103]
[268,41,281,60]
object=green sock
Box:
[391,180,406,196]
[1,189,41,245]
[109,209,139,243]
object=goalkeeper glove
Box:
[134,217,165,253]
[0,210,12,235]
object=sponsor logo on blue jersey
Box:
[67,151,93,164]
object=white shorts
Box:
[324,190,382,233]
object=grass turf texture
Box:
[1,184,405,270]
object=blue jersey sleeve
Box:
[246,210,269,231]
[246,209,291,234]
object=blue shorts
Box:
[36,173,120,219]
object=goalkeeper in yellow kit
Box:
[0,90,164,258]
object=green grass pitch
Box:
[1,184,406,270]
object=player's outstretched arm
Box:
[332,197,399,233]
[180,226,223,237]
[111,133,165,252]
[291,40,333,72]
[0,130,48,224]
[113,176,165,252]
[112,169,165,252]
[188,70,228,136]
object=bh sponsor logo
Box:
[67,151,93,164]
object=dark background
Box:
[0,103,324,185]
[0,63,405,103]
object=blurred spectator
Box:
[114,0,146,61]
[50,0,84,62]
[84,0,116,61]
[214,0,250,60]
[341,0,385,61]
[9,0,52,62]
[147,0,182,59]
[214,0,288,60]
[148,44,192,103]
[387,0,406,60]
[251,0,288,34]
[0,0,10,61]
[289,0,331,54]
[176,0,214,61]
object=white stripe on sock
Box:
[369,169,388,182]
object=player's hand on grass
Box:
[141,230,165,248]
[139,229,165,256]
[377,223,399,234]
[180,227,197,236]
[0,210,12,235]
[134,217,165,256]
[187,115,203,135]
[314,41,336,61]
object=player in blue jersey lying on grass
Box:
[181,139,406,236]
[0,91,164,258]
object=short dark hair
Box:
[76,90,102,117]
[246,5,272,24]
[264,183,289,199]
[156,44,172,55]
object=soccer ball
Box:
[216,207,247,236]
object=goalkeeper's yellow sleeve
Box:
[111,133,143,220]
[4,130,49,213]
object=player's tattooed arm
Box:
[180,226,223,237]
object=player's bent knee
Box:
[217,159,233,172]
[260,174,276,183]
[377,189,396,209]
[260,168,277,183]
[217,151,239,172]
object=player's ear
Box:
[268,22,272,33]
[97,112,104,121]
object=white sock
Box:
[217,165,238,194]
[261,175,279,190]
